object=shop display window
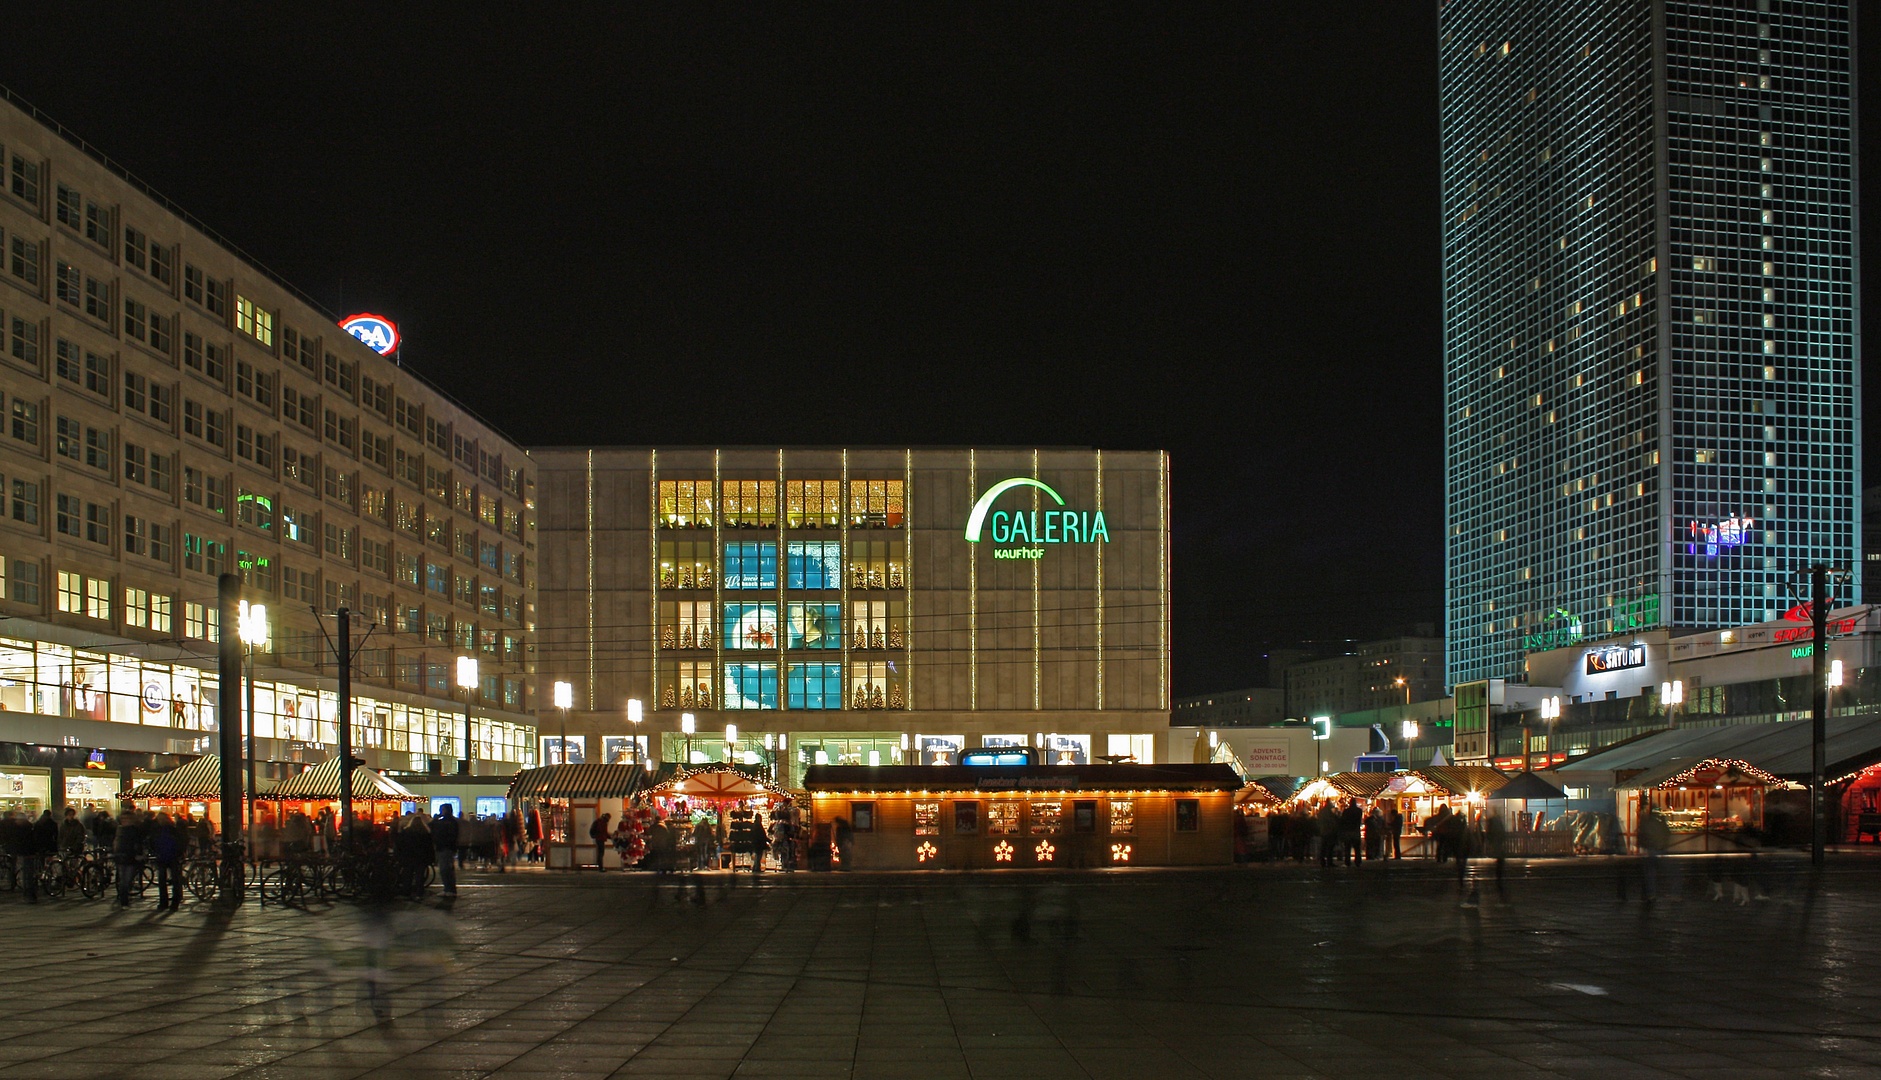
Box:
[987,802,1020,835]
[850,802,874,832]
[953,801,979,835]
[786,602,841,649]
[914,802,940,835]
[786,663,842,710]
[1073,801,1097,833]
[1110,800,1136,834]
[848,539,905,589]
[917,735,962,765]
[658,540,714,589]
[1043,733,1090,765]
[724,603,778,650]
[723,662,778,710]
[658,480,713,528]
[786,480,842,528]
[724,542,777,589]
[1029,802,1062,834]
[848,479,903,528]
[850,599,905,650]
[786,541,840,588]
[722,479,776,528]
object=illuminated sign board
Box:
[339,313,400,355]
[960,748,1032,767]
[1686,514,1754,558]
[964,477,1109,560]
[1774,616,1857,646]
[1584,642,1646,674]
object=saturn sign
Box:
[339,313,400,355]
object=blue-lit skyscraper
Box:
[1442,1,1859,687]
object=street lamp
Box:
[237,601,268,839]
[681,712,695,764]
[725,722,738,764]
[626,697,643,766]
[457,656,479,774]
[552,680,573,766]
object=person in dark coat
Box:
[394,813,435,898]
[589,812,613,872]
[58,808,86,865]
[113,809,143,907]
[429,805,460,897]
[30,810,59,892]
[1315,803,1339,866]
[148,811,185,910]
[1338,800,1363,865]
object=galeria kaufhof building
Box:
[533,448,1172,788]
[0,94,538,812]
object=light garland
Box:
[1652,757,1785,790]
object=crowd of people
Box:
[581,799,816,873]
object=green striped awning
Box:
[124,755,237,799]
[267,759,418,801]
[507,762,675,801]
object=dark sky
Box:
[4,6,1873,696]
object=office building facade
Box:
[532,447,1171,787]
[1441,1,1859,686]
[0,95,538,811]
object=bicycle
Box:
[37,856,65,899]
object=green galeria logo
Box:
[965,477,1109,560]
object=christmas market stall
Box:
[643,764,795,871]
[120,754,268,831]
[506,762,674,870]
[1835,763,1881,844]
[262,758,420,830]
[803,762,1241,870]
[1616,757,1795,853]
[1485,771,1574,855]
[1233,782,1284,861]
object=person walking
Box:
[1364,803,1385,862]
[1315,802,1338,867]
[113,809,143,907]
[1386,802,1404,859]
[58,807,86,867]
[430,804,460,897]
[691,816,714,871]
[589,812,612,872]
[149,811,185,910]
[394,812,434,898]
[29,809,58,898]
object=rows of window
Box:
[658,479,903,529]
[658,600,906,652]
[658,540,903,591]
[659,659,906,712]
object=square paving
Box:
[0,855,1877,1078]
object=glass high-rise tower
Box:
[1442,0,1859,687]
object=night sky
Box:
[4,7,1875,696]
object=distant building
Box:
[1171,687,1285,729]
[1283,636,1444,718]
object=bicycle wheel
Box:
[186,860,218,902]
[39,858,64,899]
[79,860,108,900]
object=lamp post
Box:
[1661,678,1684,729]
[457,656,479,775]
[236,600,268,839]
[626,697,643,766]
[681,712,695,764]
[763,733,776,783]
[552,680,573,766]
[725,723,738,765]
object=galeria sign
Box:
[964,478,1108,560]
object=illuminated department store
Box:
[531,447,1173,788]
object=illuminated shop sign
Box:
[1686,514,1754,557]
[1522,593,1660,652]
[1584,642,1646,675]
[964,477,1109,560]
[1522,607,1583,651]
[339,313,400,355]
[1774,617,1857,646]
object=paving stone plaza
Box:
[0,857,1877,1079]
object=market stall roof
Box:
[1615,757,1791,791]
[803,763,1243,793]
[651,764,789,802]
[266,759,419,801]
[1557,716,1881,785]
[1414,765,1511,797]
[1234,783,1283,807]
[1289,772,1396,802]
[1487,772,1568,802]
[507,762,675,801]
[123,755,263,800]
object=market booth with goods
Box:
[120,754,268,827]
[507,762,789,869]
[803,760,1241,869]
[1616,757,1796,853]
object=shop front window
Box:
[848,479,903,528]
[917,734,962,765]
[658,480,713,528]
[1043,734,1090,765]
[914,802,940,835]
[722,479,776,528]
[1029,802,1062,834]
[724,542,776,589]
[786,541,841,588]
[849,660,904,709]
[848,540,905,590]
[787,662,842,709]
[658,540,714,590]
[987,802,1020,835]
[849,599,904,650]
[785,480,842,528]
[659,600,713,650]
[1110,800,1135,834]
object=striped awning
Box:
[124,755,236,800]
[1413,765,1511,797]
[266,759,418,801]
[508,762,676,801]
[650,763,788,802]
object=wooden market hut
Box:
[121,754,268,831]
[804,762,1241,870]
[1485,771,1573,855]
[1616,757,1794,853]
[506,762,675,869]
[262,758,420,827]
[1287,772,1396,805]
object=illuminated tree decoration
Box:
[1034,839,1056,862]
[916,841,938,863]
[993,840,1014,862]
[1111,843,1133,863]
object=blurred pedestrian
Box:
[149,811,184,910]
[113,808,144,907]
[430,804,460,897]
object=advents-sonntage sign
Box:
[964,477,1109,560]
